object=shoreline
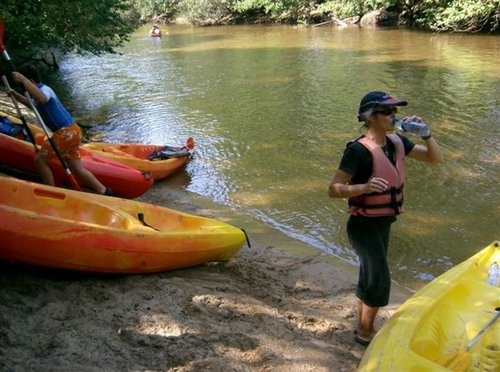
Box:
[0,95,412,370]
[1,176,410,371]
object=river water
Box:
[50,24,499,290]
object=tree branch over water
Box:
[0,0,137,59]
[0,0,497,61]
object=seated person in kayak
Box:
[8,63,112,195]
[149,23,162,37]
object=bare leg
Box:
[67,158,106,194]
[357,298,363,327]
[34,152,55,186]
[357,300,379,340]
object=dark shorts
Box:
[347,214,396,307]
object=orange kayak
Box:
[82,137,194,181]
[0,114,153,198]
[0,176,247,273]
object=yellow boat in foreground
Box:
[0,176,247,273]
[358,241,500,372]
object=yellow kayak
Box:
[0,176,247,273]
[358,241,500,372]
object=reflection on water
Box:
[52,25,499,290]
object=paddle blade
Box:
[0,18,14,69]
[186,137,195,150]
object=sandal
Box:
[354,333,372,346]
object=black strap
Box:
[349,200,403,209]
[349,186,404,212]
[364,188,403,197]
[138,213,159,231]
[390,187,400,215]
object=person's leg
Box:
[348,216,393,343]
[66,158,106,194]
[356,297,378,334]
[34,150,55,186]
[55,124,110,195]
[358,302,379,339]
[357,298,362,326]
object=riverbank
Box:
[0,179,411,371]
[0,93,412,370]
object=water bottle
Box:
[486,262,500,286]
[392,118,430,137]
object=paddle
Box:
[0,21,37,148]
[0,19,81,191]
[437,307,500,371]
[186,137,195,150]
[1,75,38,147]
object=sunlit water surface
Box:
[50,25,499,291]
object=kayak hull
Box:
[0,176,246,273]
[82,142,192,181]
[358,241,500,371]
[0,123,153,198]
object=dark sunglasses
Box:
[373,106,398,116]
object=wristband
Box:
[422,135,432,140]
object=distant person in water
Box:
[149,23,162,37]
[8,63,112,196]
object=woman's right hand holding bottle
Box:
[393,115,430,137]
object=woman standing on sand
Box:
[328,91,443,346]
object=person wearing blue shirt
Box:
[9,64,112,195]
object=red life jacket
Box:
[348,134,406,217]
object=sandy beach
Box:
[0,95,411,371]
[0,181,411,371]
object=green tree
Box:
[129,0,180,21]
[176,0,236,24]
[0,0,137,58]
[1,0,497,65]
[414,0,499,32]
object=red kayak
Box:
[0,125,154,198]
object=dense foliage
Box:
[130,0,499,32]
[0,0,497,60]
[0,0,136,58]
[413,0,499,32]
